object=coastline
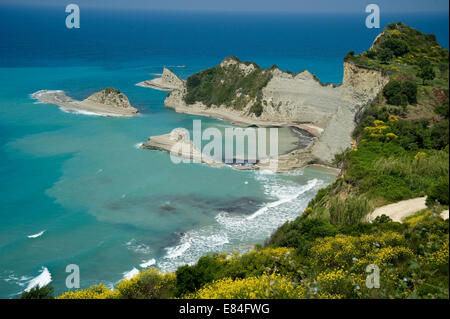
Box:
[165,100,323,137]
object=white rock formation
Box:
[136,67,185,91]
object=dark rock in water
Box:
[217,197,264,215]
[159,203,176,211]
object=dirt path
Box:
[367,197,427,223]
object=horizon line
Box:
[0,3,448,14]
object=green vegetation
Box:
[345,22,448,90]
[383,79,417,106]
[58,269,176,299]
[417,60,436,85]
[19,285,54,299]
[56,214,448,299]
[426,178,450,206]
[184,56,272,116]
[53,23,448,300]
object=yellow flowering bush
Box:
[386,132,399,140]
[58,283,118,299]
[188,273,305,299]
[225,247,302,280]
[388,114,399,122]
[315,268,356,297]
[421,240,449,266]
[404,209,432,227]
[115,268,176,299]
[59,269,176,299]
[370,246,414,265]
[364,120,391,138]
[309,232,407,268]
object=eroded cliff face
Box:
[259,68,342,128]
[311,61,390,164]
[161,57,389,167]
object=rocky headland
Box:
[140,48,389,171]
[32,87,139,117]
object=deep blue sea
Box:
[0,5,448,298]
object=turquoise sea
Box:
[0,6,448,297]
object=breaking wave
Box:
[156,172,325,272]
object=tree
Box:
[383,79,417,106]
[345,51,355,59]
[435,99,449,119]
[366,50,376,59]
[383,38,409,57]
[377,48,394,64]
[402,80,418,104]
[417,64,436,85]
[19,285,54,299]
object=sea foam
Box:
[25,267,52,292]
[123,267,139,280]
[157,172,324,272]
[27,230,45,238]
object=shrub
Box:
[58,284,118,299]
[345,51,355,59]
[267,218,338,251]
[59,269,176,299]
[383,38,409,57]
[426,178,450,205]
[383,79,417,106]
[377,48,394,64]
[417,63,436,85]
[176,247,302,296]
[19,285,54,299]
[435,99,449,119]
[402,81,418,104]
[249,102,263,117]
[175,254,226,296]
[373,214,393,224]
[366,50,376,59]
[115,268,176,299]
[187,273,305,299]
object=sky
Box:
[1,0,449,13]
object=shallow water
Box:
[0,7,447,297]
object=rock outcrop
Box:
[311,62,389,163]
[141,128,225,167]
[83,87,133,109]
[31,88,139,117]
[136,67,185,91]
